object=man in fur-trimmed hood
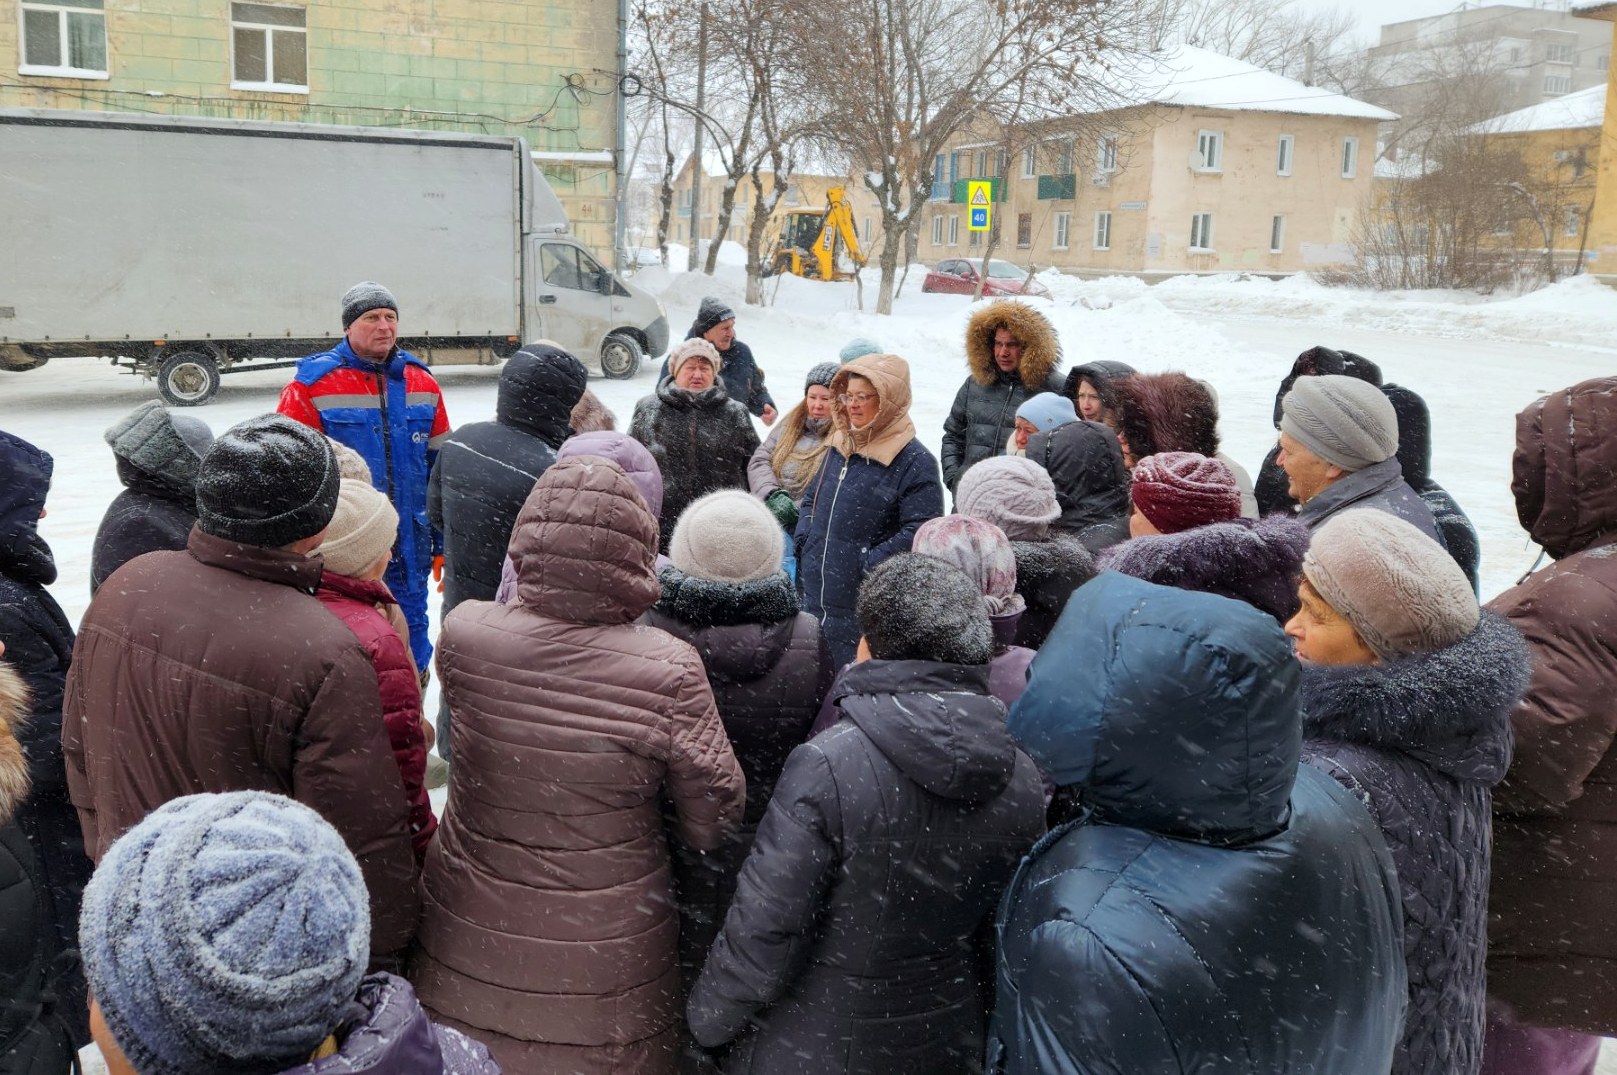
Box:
[941,300,1064,493]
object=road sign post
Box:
[967,180,992,232]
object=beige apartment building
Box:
[1,0,624,251]
[918,47,1394,278]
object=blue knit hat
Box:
[80,792,370,1075]
[838,337,882,364]
[1016,392,1078,433]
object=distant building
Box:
[1365,4,1609,119]
[1570,0,1617,279]
[0,0,623,251]
[919,47,1394,278]
[1464,84,1602,272]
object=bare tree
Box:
[784,0,1156,315]
[1148,0,1361,83]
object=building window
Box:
[1546,43,1574,64]
[975,149,989,177]
[1057,140,1075,174]
[1017,213,1033,248]
[947,215,959,246]
[231,3,307,91]
[1276,135,1294,176]
[1021,145,1036,178]
[1565,205,1582,237]
[1341,136,1358,179]
[1093,211,1112,251]
[1600,55,1610,72]
[931,214,943,245]
[932,155,947,199]
[1544,75,1572,95]
[968,228,982,247]
[1195,129,1223,172]
[1270,215,1286,253]
[1097,137,1118,173]
[19,0,106,77]
[1190,212,1213,251]
[997,149,1008,177]
[1053,212,1070,250]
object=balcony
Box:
[950,177,1005,203]
[1037,174,1076,200]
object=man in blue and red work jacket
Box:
[278,282,450,675]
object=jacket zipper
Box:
[817,454,851,621]
[375,362,395,500]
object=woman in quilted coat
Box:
[411,457,746,1075]
[1289,509,1527,1075]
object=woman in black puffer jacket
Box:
[640,491,832,1026]
[689,555,1044,1075]
[91,401,213,594]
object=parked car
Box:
[921,259,1051,298]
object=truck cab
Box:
[526,235,667,379]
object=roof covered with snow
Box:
[1092,46,1398,122]
[1464,83,1607,134]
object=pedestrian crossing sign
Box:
[967,180,992,231]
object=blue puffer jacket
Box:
[794,356,942,668]
[278,339,449,670]
[990,573,1408,1075]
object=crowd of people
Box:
[2,282,1615,1075]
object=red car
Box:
[921,258,1051,298]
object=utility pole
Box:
[1304,41,1315,86]
[688,1,707,272]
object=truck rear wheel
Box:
[600,332,643,380]
[157,350,222,406]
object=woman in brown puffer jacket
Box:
[411,457,747,1075]
[1483,374,1617,1071]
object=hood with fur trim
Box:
[0,661,29,824]
[964,300,1061,391]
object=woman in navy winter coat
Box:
[794,353,943,667]
[1290,510,1527,1075]
[990,572,1407,1075]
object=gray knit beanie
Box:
[103,400,213,491]
[1302,509,1479,660]
[669,489,783,584]
[196,415,340,547]
[1280,375,1399,472]
[955,455,1061,540]
[805,362,840,392]
[340,281,397,330]
[79,791,370,1075]
[856,553,993,665]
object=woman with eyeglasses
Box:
[794,353,943,667]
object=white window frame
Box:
[1276,134,1294,177]
[1053,211,1071,251]
[1546,42,1574,64]
[1195,129,1223,172]
[1564,205,1581,237]
[230,2,309,93]
[1097,136,1118,173]
[1270,214,1286,254]
[1340,136,1358,179]
[18,0,107,79]
[1021,145,1036,179]
[1057,140,1075,175]
[1189,212,1214,251]
[947,215,959,247]
[1093,211,1112,251]
[931,214,943,245]
[1544,74,1572,95]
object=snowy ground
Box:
[14,251,1617,1072]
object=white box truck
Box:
[0,108,668,404]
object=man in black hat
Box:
[664,296,777,425]
[63,414,421,966]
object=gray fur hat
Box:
[103,401,213,491]
[955,455,1061,541]
[1280,374,1398,472]
[856,553,994,665]
[79,791,369,1075]
[341,281,397,330]
[196,415,340,547]
[1303,509,1479,660]
[805,362,840,392]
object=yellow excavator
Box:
[769,186,866,281]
